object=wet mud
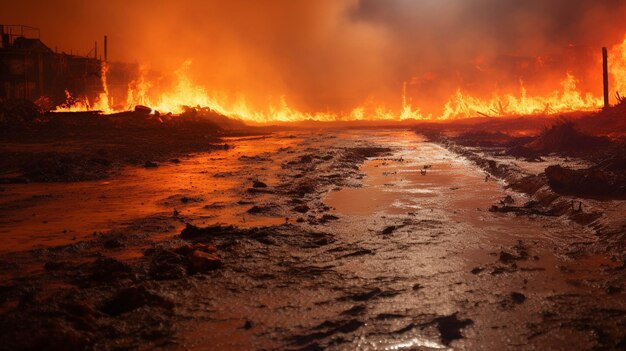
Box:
[0,130,625,350]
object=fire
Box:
[55,36,626,122]
[610,34,626,99]
[54,89,91,112]
[441,74,602,119]
[54,63,115,114]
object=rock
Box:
[193,243,218,253]
[293,205,310,213]
[470,267,484,275]
[103,237,124,249]
[292,182,316,196]
[498,251,519,264]
[100,286,173,316]
[188,250,222,273]
[252,180,268,188]
[181,196,202,204]
[299,155,313,163]
[433,313,474,345]
[501,195,515,205]
[341,305,367,316]
[382,226,397,235]
[247,187,274,194]
[345,288,382,302]
[511,292,526,304]
[134,105,152,114]
[320,214,339,223]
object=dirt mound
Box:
[575,101,626,139]
[506,121,612,158]
[0,99,41,125]
[545,158,626,199]
[525,121,611,153]
[452,130,533,147]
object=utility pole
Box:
[603,47,609,109]
[94,40,97,59]
[104,35,107,62]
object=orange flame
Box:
[441,74,602,119]
[55,35,626,122]
[55,62,114,114]
[610,34,626,99]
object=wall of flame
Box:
[55,35,626,122]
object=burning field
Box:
[1,1,626,350]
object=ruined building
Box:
[0,25,136,107]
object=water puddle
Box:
[325,131,516,227]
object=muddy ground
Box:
[0,110,258,183]
[427,121,626,256]
[0,128,625,350]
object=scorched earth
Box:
[0,130,625,350]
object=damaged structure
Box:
[0,24,137,106]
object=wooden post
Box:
[603,47,609,108]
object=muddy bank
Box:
[424,127,626,257]
[0,108,261,183]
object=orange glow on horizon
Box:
[55,35,626,123]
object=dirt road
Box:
[0,130,624,350]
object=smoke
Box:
[3,0,626,115]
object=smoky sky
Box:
[2,0,626,113]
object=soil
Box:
[0,128,625,350]
[0,110,258,183]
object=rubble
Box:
[134,105,152,115]
[0,99,41,125]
